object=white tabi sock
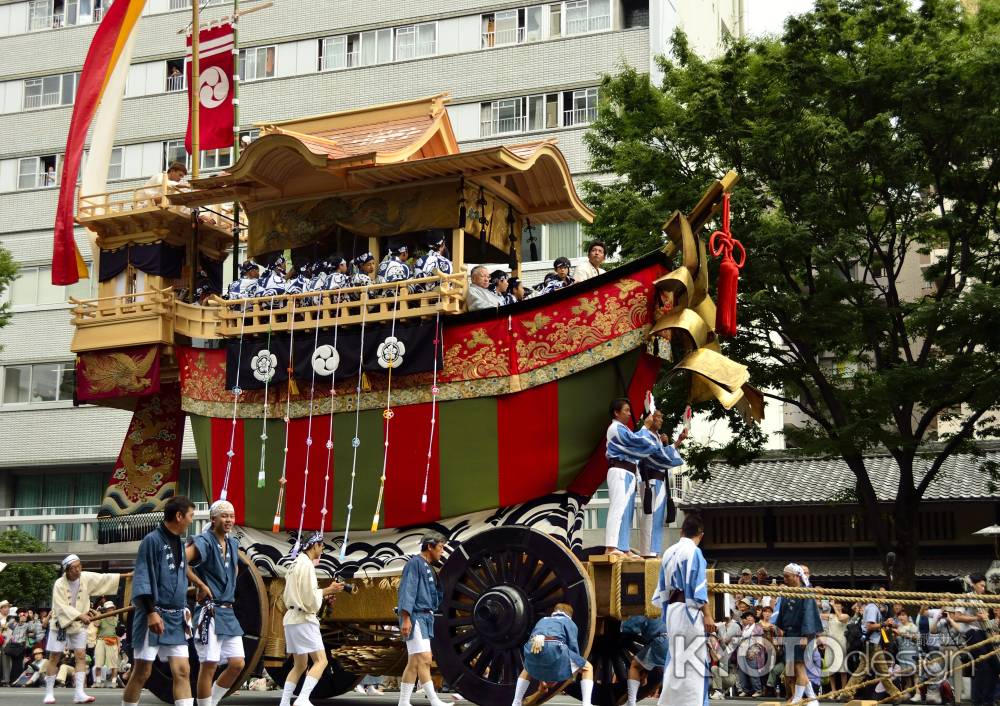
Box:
[398,682,415,706]
[278,680,297,706]
[512,677,531,706]
[580,678,594,706]
[45,674,56,699]
[122,702,140,706]
[174,699,194,706]
[422,680,448,706]
[792,684,805,702]
[197,699,213,706]
[293,675,319,706]
[74,671,89,699]
[211,682,229,705]
[627,678,641,706]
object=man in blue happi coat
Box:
[605,398,681,557]
[773,563,823,706]
[397,533,447,706]
[123,496,196,706]
[186,500,244,706]
[652,513,716,706]
[413,234,453,291]
[510,603,594,706]
[636,405,685,557]
[621,615,669,706]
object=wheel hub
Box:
[472,585,530,648]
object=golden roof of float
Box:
[177,93,593,225]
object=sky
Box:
[745,0,816,37]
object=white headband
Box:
[783,562,805,580]
[209,500,235,519]
[61,554,80,569]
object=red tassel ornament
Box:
[708,193,746,337]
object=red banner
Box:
[76,345,161,402]
[185,23,235,153]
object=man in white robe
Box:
[652,514,715,706]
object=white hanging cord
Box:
[371,284,401,533]
[340,290,369,559]
[257,295,276,488]
[290,305,323,558]
[220,298,248,502]
[420,311,442,512]
[272,296,297,533]
[320,294,342,537]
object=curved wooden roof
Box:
[180,94,592,224]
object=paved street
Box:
[0,689,771,705]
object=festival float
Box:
[64,88,758,704]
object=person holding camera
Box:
[397,533,447,706]
[279,531,344,706]
[186,500,245,706]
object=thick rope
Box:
[711,583,1000,606]
[257,295,276,488]
[219,298,248,502]
[874,637,1000,704]
[371,283,401,533]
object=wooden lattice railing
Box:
[70,288,175,324]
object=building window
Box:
[545,221,584,259]
[565,0,611,34]
[238,46,275,82]
[239,128,260,149]
[9,264,92,307]
[394,23,436,60]
[480,98,526,137]
[564,87,598,126]
[168,0,224,10]
[360,28,393,65]
[482,7,543,48]
[13,471,106,542]
[165,59,185,92]
[163,139,188,170]
[17,155,59,189]
[23,72,78,110]
[1,361,75,405]
[29,0,104,30]
[107,147,123,181]
[201,147,232,171]
[528,93,561,130]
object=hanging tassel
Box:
[272,514,281,533]
[708,193,746,338]
[287,371,299,396]
[361,372,371,392]
[370,514,380,533]
[457,175,467,229]
[525,218,538,261]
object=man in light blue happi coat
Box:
[510,603,594,706]
[605,397,681,557]
[652,514,715,706]
[397,534,447,706]
[122,496,197,706]
[186,500,244,706]
[636,404,686,557]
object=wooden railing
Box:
[70,288,175,325]
[77,174,236,223]
[69,273,468,346]
[213,271,468,337]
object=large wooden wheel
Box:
[565,618,662,706]
[263,653,361,701]
[432,526,596,706]
[138,550,268,704]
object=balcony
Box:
[481,27,525,48]
[480,115,526,137]
[321,51,361,71]
[566,14,611,35]
[23,93,62,110]
[166,73,185,92]
[564,106,598,126]
[395,41,436,61]
[69,289,176,352]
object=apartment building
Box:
[0,0,742,558]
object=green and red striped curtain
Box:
[190,349,660,531]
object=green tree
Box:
[0,530,58,608]
[584,0,1000,587]
[0,246,16,340]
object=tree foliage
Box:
[0,245,16,338]
[0,530,58,608]
[584,0,1000,586]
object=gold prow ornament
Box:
[649,171,764,422]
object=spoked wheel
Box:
[432,526,596,706]
[138,551,269,703]
[565,618,661,706]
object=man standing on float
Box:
[186,500,244,706]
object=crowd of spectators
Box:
[704,569,999,704]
